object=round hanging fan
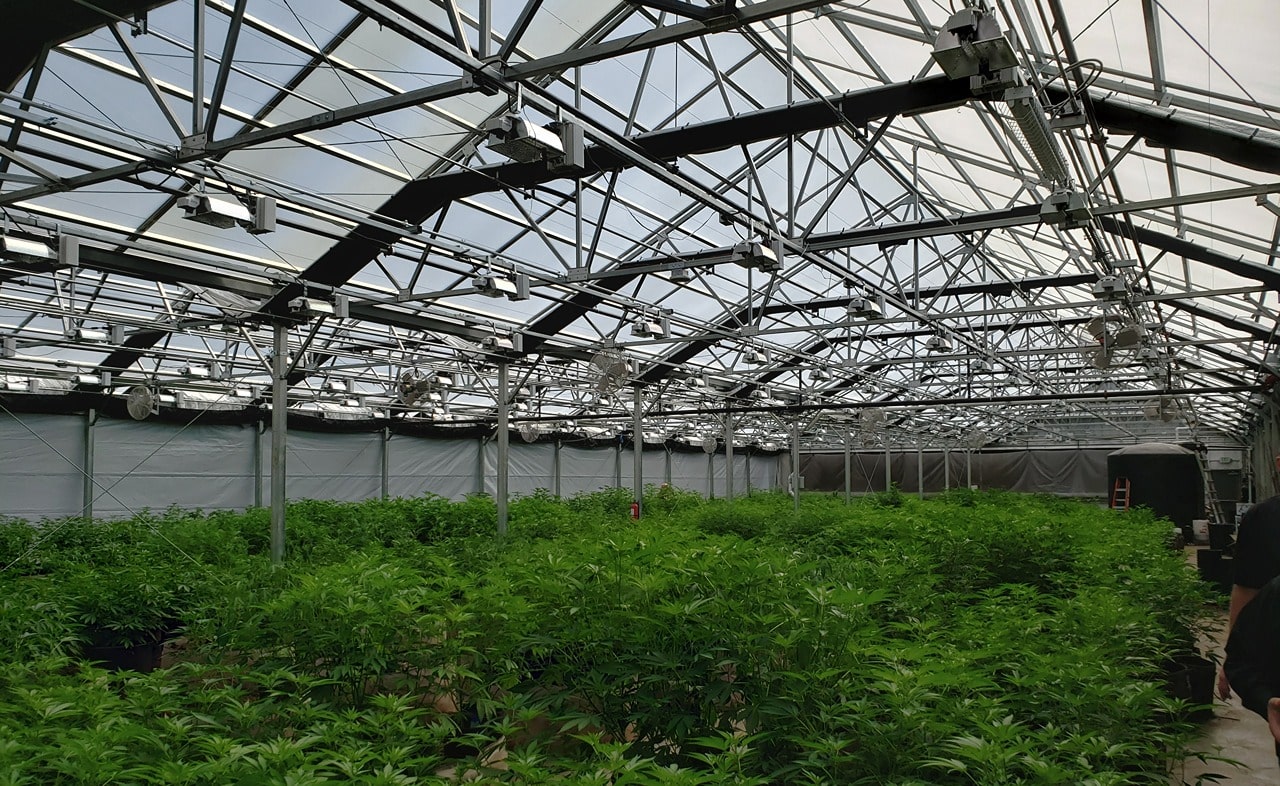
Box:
[590,349,630,394]
[125,386,156,421]
[1143,396,1180,423]
[700,434,717,454]
[519,423,541,443]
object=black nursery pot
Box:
[79,626,167,673]
[1162,653,1216,723]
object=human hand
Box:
[1267,697,1280,743]
[1217,667,1231,700]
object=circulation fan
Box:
[1074,314,1145,369]
[519,423,541,443]
[125,386,157,421]
[590,348,630,394]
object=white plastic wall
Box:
[0,412,782,520]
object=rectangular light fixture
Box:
[287,296,336,318]
[179,194,252,229]
[181,364,210,378]
[1,235,55,262]
[483,115,565,163]
[74,328,108,342]
[472,272,530,301]
[731,240,782,272]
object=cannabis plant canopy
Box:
[0,0,1277,450]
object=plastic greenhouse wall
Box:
[0,412,781,521]
[800,447,1113,497]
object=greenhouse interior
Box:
[2,0,1280,782]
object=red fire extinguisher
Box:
[630,501,640,519]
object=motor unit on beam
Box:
[924,334,953,353]
[743,346,771,365]
[731,238,783,273]
[472,271,530,301]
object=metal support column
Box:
[884,444,892,491]
[496,360,509,537]
[270,322,287,565]
[844,429,852,504]
[615,441,622,489]
[478,0,492,59]
[725,412,735,501]
[966,449,973,488]
[553,439,562,498]
[381,427,390,500]
[917,445,924,499]
[791,420,801,512]
[745,451,752,495]
[82,408,96,519]
[943,447,950,490]
[253,421,263,507]
[192,0,205,135]
[633,384,643,516]
[476,437,486,495]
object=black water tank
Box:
[1107,443,1203,532]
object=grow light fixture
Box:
[483,114,564,163]
[481,331,523,354]
[1040,189,1093,229]
[435,372,454,387]
[846,294,883,318]
[472,271,530,301]
[669,264,693,283]
[287,296,336,318]
[730,239,782,272]
[925,334,953,353]
[180,193,252,229]
[1,336,14,358]
[73,328,109,342]
[1090,275,1128,301]
[630,310,669,338]
[743,347,771,366]
[181,364,210,379]
[1,235,54,263]
[931,2,1018,80]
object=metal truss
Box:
[1,0,1277,455]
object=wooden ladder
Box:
[1110,477,1131,511]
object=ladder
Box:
[1195,446,1222,524]
[1110,477,1131,511]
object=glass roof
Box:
[1,0,1277,448]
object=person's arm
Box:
[1226,583,1280,719]
[1219,584,1263,697]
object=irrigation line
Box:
[0,397,233,581]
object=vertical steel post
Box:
[844,429,852,504]
[966,449,973,488]
[192,0,205,135]
[724,412,735,500]
[707,451,714,499]
[270,322,287,565]
[82,409,96,519]
[943,447,951,490]
[478,0,492,59]
[553,439,562,498]
[380,427,390,500]
[917,445,924,499]
[253,421,262,507]
[496,360,509,537]
[633,384,643,516]
[476,436,486,495]
[745,451,752,495]
[791,420,801,512]
[884,443,892,492]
